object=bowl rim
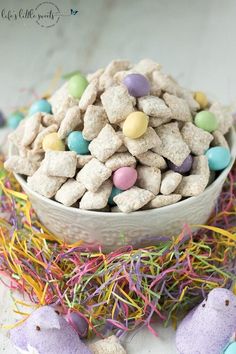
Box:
[13,128,236,218]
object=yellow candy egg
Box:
[194,91,208,109]
[42,133,65,152]
[123,111,149,139]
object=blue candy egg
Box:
[29,99,51,116]
[67,131,90,155]
[7,111,24,129]
[224,342,236,354]
[108,187,123,206]
[205,147,231,171]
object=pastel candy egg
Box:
[113,167,137,190]
[108,187,123,206]
[68,74,88,99]
[66,312,88,338]
[7,111,24,129]
[194,91,208,109]
[123,111,149,139]
[29,99,51,116]
[67,131,90,155]
[42,132,65,151]
[194,110,218,132]
[205,146,231,171]
[168,154,193,174]
[224,342,236,354]
[123,73,150,97]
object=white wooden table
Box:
[0,0,236,352]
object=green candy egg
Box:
[194,110,218,132]
[68,74,88,99]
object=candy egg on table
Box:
[67,131,90,155]
[194,91,208,109]
[68,73,88,99]
[66,312,88,338]
[194,110,218,132]
[42,132,65,151]
[123,73,150,97]
[7,111,24,129]
[123,111,149,139]
[108,186,123,206]
[205,146,231,171]
[167,154,193,174]
[224,342,236,354]
[29,99,52,116]
[113,166,137,190]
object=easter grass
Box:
[0,157,235,337]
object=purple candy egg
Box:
[168,155,193,174]
[123,73,150,97]
[66,312,88,338]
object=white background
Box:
[0,0,236,353]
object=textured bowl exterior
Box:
[13,129,236,251]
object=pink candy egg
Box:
[113,167,137,190]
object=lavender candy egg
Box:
[123,73,150,98]
[168,155,193,174]
[66,312,88,338]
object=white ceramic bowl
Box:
[12,128,236,251]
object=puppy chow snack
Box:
[146,194,182,209]
[76,158,112,192]
[89,124,123,162]
[154,122,190,166]
[101,85,134,124]
[80,180,112,210]
[4,156,39,176]
[136,151,167,169]
[22,112,41,147]
[76,154,93,168]
[49,82,79,123]
[27,165,66,198]
[55,179,86,207]
[181,122,213,155]
[105,152,136,171]
[163,93,192,122]
[43,151,77,178]
[113,187,154,213]
[58,106,81,139]
[136,165,161,195]
[160,171,182,195]
[124,127,161,156]
[137,96,171,118]
[82,105,108,140]
[5,58,233,212]
[78,78,98,112]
